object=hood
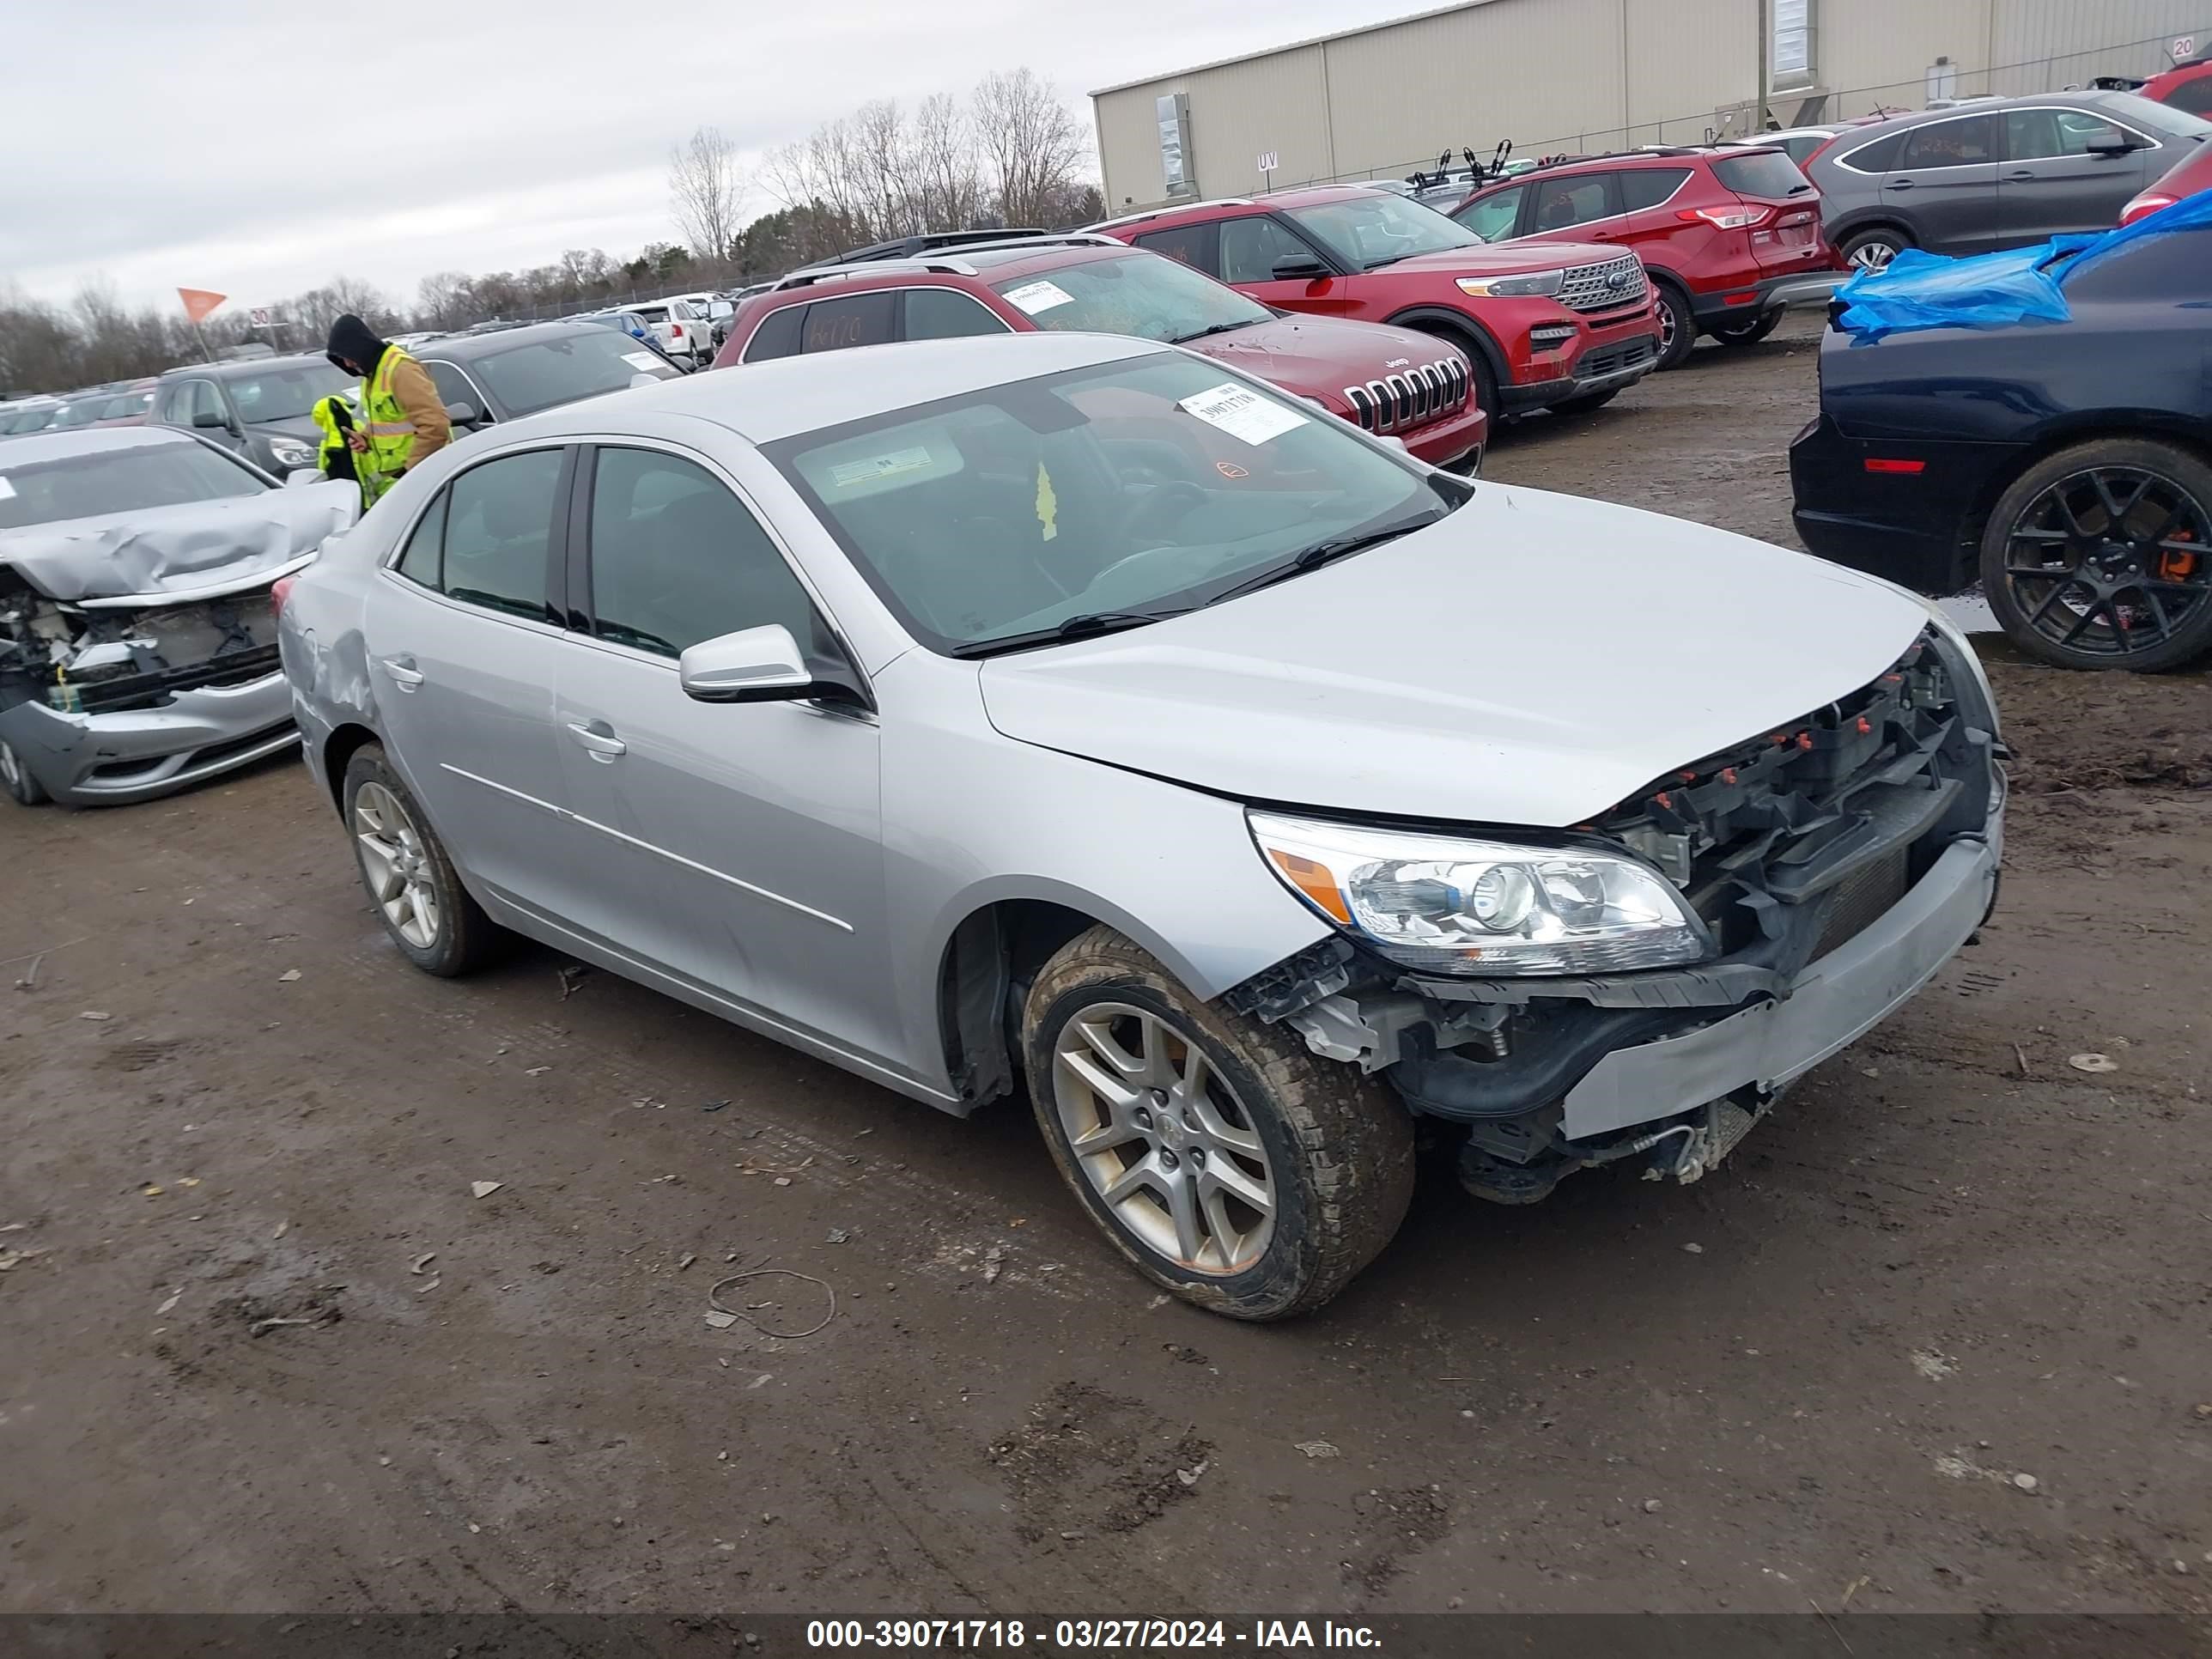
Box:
[0,480,359,604]
[1384,240,1623,276]
[978,486,1929,830]
[325,313,386,375]
[245,413,326,444]
[1189,315,1464,404]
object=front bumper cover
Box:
[0,669,298,806]
[1501,331,1660,413]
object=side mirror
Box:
[678,623,869,708]
[444,400,481,426]
[191,410,228,429]
[283,468,323,489]
[1270,252,1330,282]
[2087,131,2144,155]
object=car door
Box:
[1881,112,2005,252]
[1611,167,1697,272]
[1999,106,2163,244]
[362,445,579,921]
[798,291,896,356]
[550,441,896,1065]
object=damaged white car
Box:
[0,427,358,806]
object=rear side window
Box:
[902,289,1012,340]
[435,448,566,621]
[1620,167,1692,210]
[1132,221,1220,276]
[1453,185,1525,240]
[1530,174,1614,231]
[1835,130,1908,173]
[1899,115,1996,169]
[744,305,805,362]
[1709,151,1810,198]
[800,292,896,354]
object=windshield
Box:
[222,361,354,423]
[0,441,264,530]
[2,404,59,434]
[988,252,1271,343]
[1285,192,1484,270]
[768,352,1452,654]
[467,329,683,416]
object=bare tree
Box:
[972,68,1089,228]
[911,92,987,232]
[670,125,743,263]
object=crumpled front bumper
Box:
[0,670,299,806]
[1557,832,1998,1140]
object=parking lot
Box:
[3,316,2209,1619]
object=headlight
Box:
[1456,270,1566,299]
[1250,811,1711,976]
[267,437,315,469]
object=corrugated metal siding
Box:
[1095,47,1330,208]
[1625,0,1758,143]
[1987,0,2205,93]
[1817,0,1991,118]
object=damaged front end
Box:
[1226,628,2003,1205]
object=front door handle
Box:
[566,720,627,762]
[1884,179,1914,191]
[380,655,424,691]
[2004,169,2036,181]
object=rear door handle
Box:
[380,655,424,691]
[566,720,627,762]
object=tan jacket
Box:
[386,352,451,467]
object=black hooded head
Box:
[325,313,386,377]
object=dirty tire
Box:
[341,742,504,976]
[1711,310,1783,346]
[1023,926,1415,1321]
[1979,437,2212,673]
[1840,226,1911,272]
[0,738,49,806]
[1407,322,1500,426]
[1652,279,1698,370]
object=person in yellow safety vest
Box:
[323,313,450,507]
[309,391,366,506]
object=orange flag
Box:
[177,288,228,324]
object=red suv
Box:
[2141,55,2212,118]
[1448,147,1843,369]
[714,237,1488,468]
[1093,185,1660,421]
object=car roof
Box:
[162,352,337,380]
[1831,88,2159,140]
[414,319,627,362]
[0,425,206,465]
[483,331,1161,447]
[766,240,1149,300]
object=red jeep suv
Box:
[714,237,1488,469]
[1094,185,1661,421]
[1449,146,1843,368]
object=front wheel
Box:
[343,743,505,975]
[0,737,49,806]
[1978,438,2212,672]
[1023,926,1414,1320]
[1652,280,1698,370]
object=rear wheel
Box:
[0,738,49,806]
[1840,227,1911,273]
[1711,310,1783,346]
[1652,279,1698,370]
[1023,926,1414,1320]
[1979,438,2212,672]
[343,743,505,975]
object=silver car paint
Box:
[283,331,1965,1118]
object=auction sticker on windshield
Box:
[1001,280,1076,315]
[1178,383,1307,447]
[621,351,663,372]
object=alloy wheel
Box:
[1051,1001,1276,1274]
[1848,240,1898,271]
[1999,465,2210,660]
[1656,297,1677,354]
[353,780,444,950]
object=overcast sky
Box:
[1,0,1424,320]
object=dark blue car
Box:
[1790,216,2211,670]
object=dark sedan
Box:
[1790,214,2212,671]
[408,322,687,435]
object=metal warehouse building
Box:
[1091,0,2208,210]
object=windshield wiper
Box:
[1206,518,1441,605]
[1167,320,1257,344]
[948,608,1192,659]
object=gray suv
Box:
[152,355,358,477]
[1808,90,2210,269]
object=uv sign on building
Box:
[1091,0,2209,211]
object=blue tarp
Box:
[1832,182,2212,342]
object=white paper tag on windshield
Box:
[0,477,15,501]
[1177,382,1307,446]
[1001,280,1075,315]
[830,446,936,489]
[622,351,663,372]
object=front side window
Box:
[0,439,264,530]
[1453,185,1526,240]
[1218,216,1321,284]
[769,352,1453,654]
[1899,114,1997,169]
[583,447,819,659]
[1530,173,1614,232]
[988,252,1271,345]
[902,289,1012,341]
[1131,221,1220,276]
[1285,191,1483,270]
[432,448,566,620]
[467,331,680,417]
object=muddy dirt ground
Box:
[4,318,2209,1620]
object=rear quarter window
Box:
[744,305,805,362]
[1710,150,1812,198]
[1132,222,1220,275]
[1835,130,1908,173]
[1620,167,1692,210]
